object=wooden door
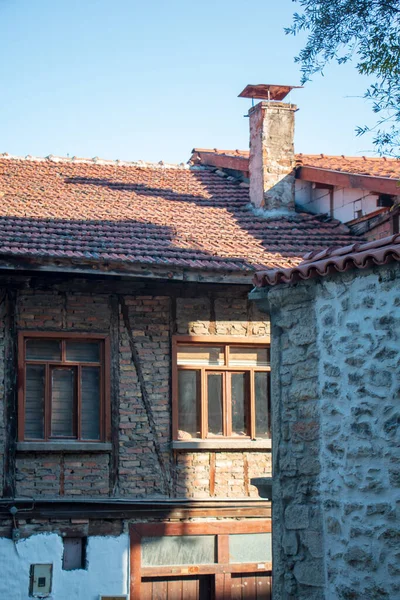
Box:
[231,573,272,599]
[141,575,214,600]
[130,521,272,600]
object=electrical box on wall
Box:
[29,564,53,597]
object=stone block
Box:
[282,530,298,555]
[302,531,323,558]
[293,559,325,587]
[343,546,377,572]
[285,505,309,530]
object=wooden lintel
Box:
[141,562,272,577]
[0,499,271,520]
[0,259,255,286]
[297,165,400,195]
[314,182,334,190]
[3,289,17,497]
[191,151,249,174]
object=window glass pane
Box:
[231,372,248,436]
[229,346,269,367]
[66,341,100,363]
[26,339,61,361]
[81,367,100,440]
[142,536,216,566]
[177,345,224,366]
[207,373,223,436]
[51,368,75,437]
[229,533,272,563]
[178,370,200,439]
[255,372,270,438]
[25,365,45,439]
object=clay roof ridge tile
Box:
[0,153,190,170]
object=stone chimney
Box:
[239,84,299,211]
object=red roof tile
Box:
[192,149,400,180]
[253,234,400,286]
[0,155,361,274]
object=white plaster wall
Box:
[295,182,378,222]
[294,180,311,209]
[315,266,400,599]
[1,533,129,599]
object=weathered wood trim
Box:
[173,334,270,344]
[0,499,271,520]
[17,331,110,443]
[109,295,119,496]
[0,258,256,285]
[130,519,271,599]
[140,562,272,576]
[297,165,400,195]
[134,519,271,536]
[16,442,112,452]
[209,452,216,497]
[119,296,172,496]
[171,439,271,451]
[3,289,17,497]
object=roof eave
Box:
[0,254,257,285]
[297,166,400,195]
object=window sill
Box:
[17,442,112,453]
[171,439,271,451]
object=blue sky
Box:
[0,0,377,163]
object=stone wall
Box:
[0,283,271,501]
[315,264,400,600]
[253,262,400,599]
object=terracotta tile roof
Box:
[296,154,400,180]
[253,234,400,287]
[0,154,361,274]
[192,149,400,180]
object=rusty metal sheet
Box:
[238,84,302,101]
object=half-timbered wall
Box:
[0,279,271,501]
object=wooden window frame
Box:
[129,520,272,599]
[18,331,111,444]
[172,335,270,444]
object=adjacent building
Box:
[251,234,400,600]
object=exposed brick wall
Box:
[118,295,171,497]
[364,219,391,241]
[14,291,113,498]
[174,451,272,499]
[176,295,270,337]
[0,284,270,501]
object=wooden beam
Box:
[140,562,272,577]
[192,151,249,174]
[297,165,400,195]
[0,257,256,285]
[109,295,119,495]
[3,289,17,497]
[134,519,271,536]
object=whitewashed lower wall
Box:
[1,533,129,599]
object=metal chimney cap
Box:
[239,84,302,101]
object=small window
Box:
[18,333,110,443]
[377,194,394,208]
[62,537,87,570]
[174,338,270,441]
